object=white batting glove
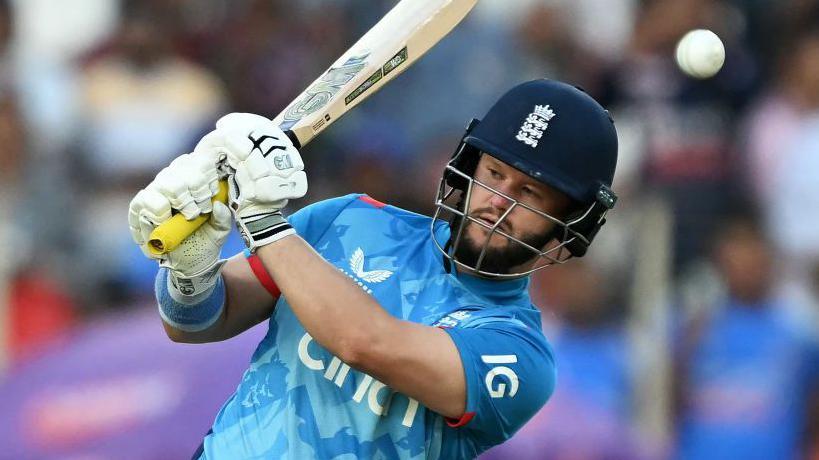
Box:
[128,153,231,297]
[196,113,308,251]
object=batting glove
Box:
[128,153,231,297]
[196,113,308,251]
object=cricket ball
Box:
[675,29,725,79]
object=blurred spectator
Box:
[0,79,75,365]
[673,209,819,460]
[744,29,819,208]
[753,29,819,325]
[72,2,227,308]
[481,261,652,460]
[514,0,637,93]
[600,0,757,274]
[77,3,226,188]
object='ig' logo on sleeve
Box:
[481,355,519,398]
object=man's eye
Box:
[488,169,502,179]
[522,186,540,198]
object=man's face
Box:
[453,154,572,274]
[715,224,773,303]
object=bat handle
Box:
[147,180,230,256]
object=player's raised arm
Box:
[128,147,281,344]
[203,113,554,422]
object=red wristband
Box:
[244,249,281,299]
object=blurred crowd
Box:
[1,0,819,458]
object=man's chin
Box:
[465,228,510,249]
[452,225,548,275]
[454,238,518,275]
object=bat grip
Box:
[147,180,230,256]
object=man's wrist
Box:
[156,269,226,332]
[236,210,295,251]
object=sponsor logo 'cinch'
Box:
[298,248,416,425]
[298,333,420,427]
[339,247,393,295]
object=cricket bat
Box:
[147,0,478,255]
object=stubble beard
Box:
[451,219,553,275]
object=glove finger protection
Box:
[150,155,206,220]
[182,153,221,214]
[129,187,173,257]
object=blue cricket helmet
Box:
[465,79,618,204]
[432,79,619,277]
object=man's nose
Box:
[489,191,513,210]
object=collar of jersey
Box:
[454,269,530,305]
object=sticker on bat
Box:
[344,46,409,106]
[345,68,383,106]
[312,118,326,132]
[383,47,408,76]
[280,53,370,129]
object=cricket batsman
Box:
[128,79,619,459]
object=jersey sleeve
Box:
[442,315,556,447]
[286,193,362,245]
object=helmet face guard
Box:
[431,136,617,279]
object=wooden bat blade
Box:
[274,0,478,148]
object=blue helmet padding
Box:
[464,79,618,204]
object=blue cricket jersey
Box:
[198,194,557,459]
[675,299,819,460]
